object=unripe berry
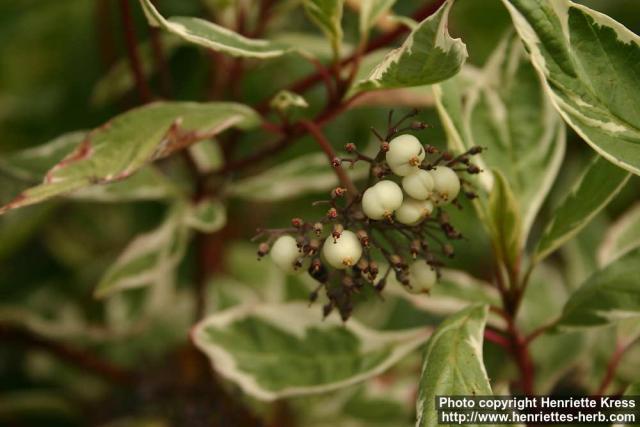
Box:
[270,235,300,273]
[407,260,436,293]
[402,169,434,200]
[361,180,403,220]
[429,166,460,205]
[322,230,363,270]
[385,134,425,176]
[394,198,434,225]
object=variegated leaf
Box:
[94,205,189,298]
[434,34,565,241]
[597,202,640,267]
[359,0,397,37]
[192,302,431,401]
[228,152,368,201]
[0,102,258,215]
[139,0,288,58]
[302,0,345,57]
[534,156,630,263]
[502,0,640,175]
[182,198,227,234]
[354,0,467,92]
[416,305,492,427]
[385,269,505,330]
[488,170,523,271]
[558,249,640,330]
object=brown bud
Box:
[469,146,483,155]
[345,143,356,153]
[380,141,390,152]
[467,165,481,174]
[291,217,304,228]
[442,151,453,161]
[331,157,341,168]
[332,224,344,241]
[390,254,405,268]
[332,187,347,198]
[327,208,338,219]
[313,222,324,235]
[257,242,270,258]
[306,239,321,255]
[342,276,354,288]
[356,229,369,247]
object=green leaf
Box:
[139,0,288,58]
[558,249,640,330]
[434,34,565,241]
[228,152,368,201]
[183,198,226,234]
[94,205,189,299]
[416,305,492,427]
[302,0,345,57]
[354,0,467,92]
[534,156,630,263]
[192,302,431,401]
[598,202,640,267]
[386,269,504,329]
[0,102,259,215]
[360,0,396,37]
[269,90,309,113]
[502,0,640,175]
[487,170,523,271]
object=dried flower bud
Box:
[469,146,483,155]
[257,242,270,258]
[381,141,390,152]
[441,151,453,161]
[356,229,369,247]
[306,239,321,255]
[309,259,329,283]
[291,217,304,228]
[332,224,344,241]
[355,259,369,273]
[411,121,429,130]
[331,157,341,168]
[309,290,319,303]
[467,165,481,174]
[313,222,324,235]
[345,143,357,153]
[323,303,334,318]
[327,208,338,219]
[332,187,347,198]
[426,145,439,154]
[390,254,405,269]
[368,261,379,277]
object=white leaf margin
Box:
[191,302,432,401]
[597,202,640,268]
[501,0,640,175]
[139,0,289,59]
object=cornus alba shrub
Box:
[257,112,484,320]
[1,0,640,426]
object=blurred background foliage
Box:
[0,0,639,426]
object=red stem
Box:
[484,328,511,349]
[0,322,133,385]
[300,120,358,198]
[595,338,639,395]
[255,0,447,113]
[119,0,152,103]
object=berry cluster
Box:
[256,110,483,320]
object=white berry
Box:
[270,235,300,273]
[385,134,425,176]
[402,169,434,200]
[394,198,434,225]
[430,166,460,205]
[407,261,436,293]
[323,230,362,269]
[361,180,403,220]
